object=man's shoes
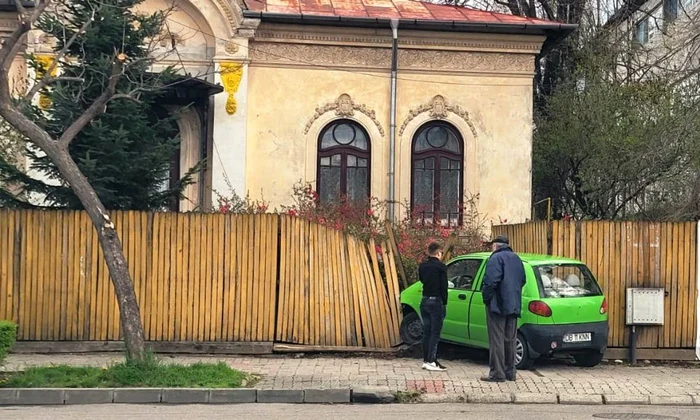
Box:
[506,376,516,382]
[422,362,446,372]
[480,376,505,383]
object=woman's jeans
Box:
[420,296,446,363]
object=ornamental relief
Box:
[253,30,543,53]
[304,93,385,137]
[399,95,478,138]
[250,42,534,73]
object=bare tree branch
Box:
[23,5,101,103]
[57,58,123,147]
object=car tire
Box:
[515,333,536,370]
[400,311,423,345]
[573,351,604,367]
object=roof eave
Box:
[242,10,578,38]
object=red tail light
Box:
[600,298,608,314]
[528,301,552,317]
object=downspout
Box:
[388,18,399,222]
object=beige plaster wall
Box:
[246,59,535,224]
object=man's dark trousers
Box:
[421,297,445,363]
[486,310,518,380]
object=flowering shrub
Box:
[213,182,489,287]
[214,189,269,215]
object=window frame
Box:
[316,119,372,204]
[447,258,484,291]
[410,120,465,226]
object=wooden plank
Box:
[680,222,690,347]
[662,222,673,348]
[213,214,224,341]
[690,223,699,349]
[384,220,408,289]
[308,222,317,345]
[0,212,7,321]
[199,213,210,342]
[331,229,345,346]
[339,231,355,346]
[272,343,400,353]
[276,216,287,341]
[384,240,402,346]
[178,213,188,341]
[352,237,374,347]
[368,239,391,347]
[186,213,199,341]
[166,213,176,341]
[320,226,332,346]
[361,238,385,348]
[671,222,680,348]
[267,215,278,342]
[234,215,244,341]
[294,219,304,343]
[243,215,254,342]
[253,214,265,342]
[111,212,123,340]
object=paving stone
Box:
[468,393,513,404]
[303,389,350,404]
[64,389,114,404]
[559,394,603,405]
[352,386,395,404]
[257,389,304,403]
[209,389,257,404]
[513,392,558,404]
[649,395,694,406]
[603,394,650,405]
[0,389,17,405]
[113,388,162,404]
[162,388,209,404]
[693,395,700,406]
[15,389,65,405]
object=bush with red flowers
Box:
[213,182,488,286]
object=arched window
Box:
[411,121,464,226]
[317,120,371,204]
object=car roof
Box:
[456,252,582,265]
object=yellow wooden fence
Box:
[492,221,698,349]
[0,210,401,348]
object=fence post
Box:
[546,221,553,256]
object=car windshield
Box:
[533,263,602,298]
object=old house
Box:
[6,0,574,224]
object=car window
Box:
[534,263,602,298]
[447,259,483,290]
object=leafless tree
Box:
[0,0,151,360]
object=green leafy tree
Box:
[0,0,195,210]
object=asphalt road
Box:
[1,404,698,420]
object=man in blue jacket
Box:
[481,235,526,382]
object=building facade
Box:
[5,0,574,224]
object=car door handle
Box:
[458,294,467,300]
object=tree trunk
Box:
[43,142,146,361]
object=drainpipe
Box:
[388,18,399,222]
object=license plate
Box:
[563,333,591,343]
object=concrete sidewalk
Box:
[4,352,700,402]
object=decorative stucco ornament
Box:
[399,95,478,137]
[304,93,385,136]
[219,62,244,115]
[224,40,239,55]
[34,55,57,109]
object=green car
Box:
[399,253,609,369]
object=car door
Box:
[441,258,485,344]
[467,262,490,348]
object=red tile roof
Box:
[244,0,561,27]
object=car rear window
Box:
[533,263,602,298]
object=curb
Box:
[0,388,698,406]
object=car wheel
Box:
[573,351,604,367]
[515,333,535,370]
[400,311,423,345]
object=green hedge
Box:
[0,321,17,365]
